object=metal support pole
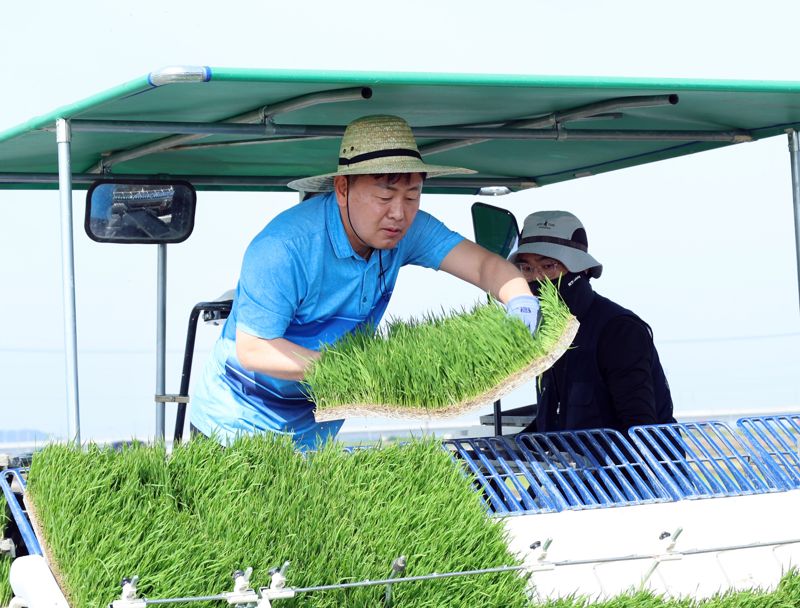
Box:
[493,400,502,436]
[156,244,167,440]
[56,118,81,444]
[787,130,800,314]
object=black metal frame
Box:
[173,299,233,443]
[480,402,537,434]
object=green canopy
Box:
[3,66,800,193]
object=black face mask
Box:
[529,272,593,316]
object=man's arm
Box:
[236,329,320,381]
[438,240,532,304]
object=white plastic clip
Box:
[269,562,290,591]
[528,538,555,572]
[0,538,15,558]
[258,562,296,606]
[531,537,552,561]
[224,567,260,606]
[640,527,685,589]
[110,576,146,608]
[661,527,683,553]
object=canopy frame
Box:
[90,86,375,173]
[8,67,798,441]
[0,173,538,191]
[63,118,752,143]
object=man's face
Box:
[334,173,423,257]
[514,253,567,282]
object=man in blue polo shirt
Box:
[191,115,540,448]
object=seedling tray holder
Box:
[735,414,800,488]
[629,421,789,499]
[0,469,41,557]
[444,429,671,515]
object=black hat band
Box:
[339,148,421,167]
[521,235,588,252]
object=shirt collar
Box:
[324,192,359,259]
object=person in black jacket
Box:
[512,210,676,433]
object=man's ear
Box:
[333,175,348,208]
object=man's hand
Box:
[506,295,541,336]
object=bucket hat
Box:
[510,210,603,279]
[287,115,475,192]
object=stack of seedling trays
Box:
[23,437,531,607]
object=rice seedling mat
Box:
[13,443,800,608]
[307,279,577,421]
[0,509,12,607]
[25,437,530,608]
[20,493,67,600]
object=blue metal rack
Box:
[514,429,671,510]
[444,436,562,514]
[736,414,800,488]
[446,421,800,515]
[628,421,788,500]
[1,468,42,556]
[444,429,672,514]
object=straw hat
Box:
[287,115,475,192]
[510,210,603,279]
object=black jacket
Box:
[526,288,675,433]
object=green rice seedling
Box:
[26,436,529,607]
[0,507,11,607]
[19,440,800,608]
[305,278,575,418]
[532,569,800,608]
[0,555,9,608]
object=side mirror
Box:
[85,180,197,244]
[471,202,520,259]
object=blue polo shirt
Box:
[191,192,464,447]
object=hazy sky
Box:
[2,0,800,441]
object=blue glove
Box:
[506,295,541,336]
